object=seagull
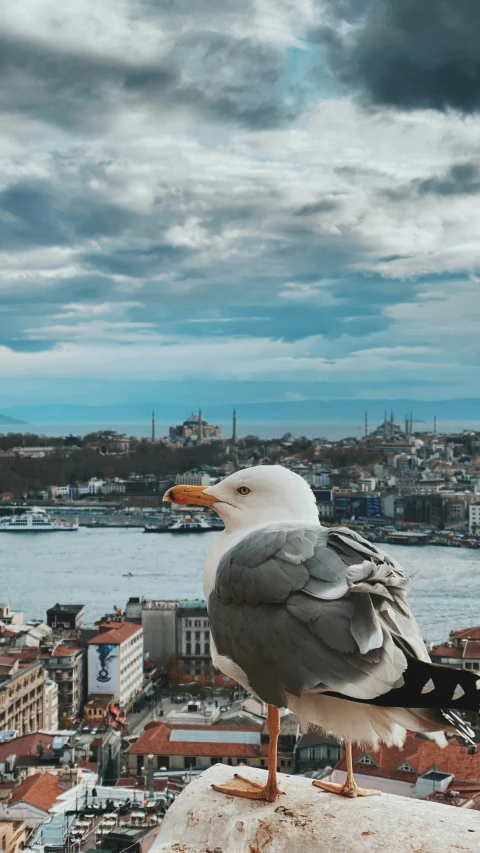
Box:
[164,466,478,800]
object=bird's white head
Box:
[164,465,320,534]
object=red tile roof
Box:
[52,646,83,657]
[0,655,20,667]
[430,645,463,658]
[335,735,480,784]
[128,722,267,760]
[88,622,142,645]
[463,641,480,659]
[9,772,66,811]
[0,734,56,763]
[16,648,42,660]
[450,626,480,641]
[431,641,480,660]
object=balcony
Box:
[150,764,480,852]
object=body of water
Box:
[1,530,478,643]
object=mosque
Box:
[168,408,236,444]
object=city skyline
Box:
[0,2,480,408]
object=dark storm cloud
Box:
[0,179,145,249]
[417,162,480,196]
[294,199,339,215]
[0,25,301,132]
[317,0,480,113]
[382,162,480,201]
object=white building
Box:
[88,622,143,709]
[87,478,104,494]
[101,480,126,494]
[469,503,480,533]
[175,472,210,487]
[44,680,59,730]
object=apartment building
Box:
[0,658,45,736]
[44,680,59,730]
[88,622,143,710]
[40,646,85,721]
[176,601,210,677]
[124,598,218,681]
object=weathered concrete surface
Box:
[151,764,480,853]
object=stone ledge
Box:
[151,764,480,852]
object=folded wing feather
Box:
[209,524,425,706]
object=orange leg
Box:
[212,705,284,802]
[313,740,380,798]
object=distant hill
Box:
[0,413,27,425]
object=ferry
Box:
[0,508,79,532]
[144,515,216,534]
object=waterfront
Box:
[1,529,479,642]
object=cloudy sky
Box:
[1,0,479,412]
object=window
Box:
[465,662,472,669]
[195,632,200,640]
[260,759,265,767]
[195,643,201,655]
[204,643,210,655]
[358,754,375,766]
[186,631,191,641]
[397,761,414,772]
[184,757,196,769]
[203,620,209,627]
[204,631,209,640]
[194,620,201,627]
[157,756,169,769]
[186,643,191,654]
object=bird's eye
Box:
[236,486,251,496]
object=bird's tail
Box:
[365,658,480,713]
[325,658,479,744]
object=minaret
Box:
[232,407,237,443]
[405,415,409,436]
[433,415,437,435]
[410,412,413,434]
[151,410,155,442]
[384,411,387,438]
[198,407,203,443]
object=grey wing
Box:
[209,524,427,707]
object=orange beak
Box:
[163,485,218,507]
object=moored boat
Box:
[144,514,217,533]
[0,508,78,532]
